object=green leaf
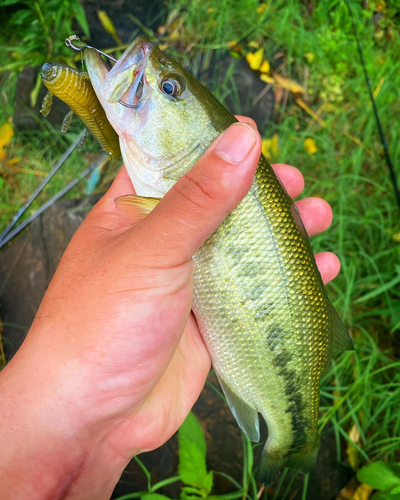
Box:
[0,0,21,5]
[203,471,213,495]
[74,2,90,37]
[151,476,181,492]
[10,10,31,24]
[179,412,207,456]
[208,494,244,500]
[142,494,173,500]
[0,177,4,190]
[357,462,400,492]
[181,494,202,500]
[181,487,202,495]
[178,412,208,490]
[30,70,43,107]
[373,493,400,500]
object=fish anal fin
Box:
[329,304,354,357]
[114,194,160,225]
[215,372,260,442]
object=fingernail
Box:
[214,123,257,164]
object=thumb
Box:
[130,121,261,266]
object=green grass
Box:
[1,0,400,498]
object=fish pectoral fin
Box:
[215,371,260,442]
[114,194,160,225]
[329,304,354,357]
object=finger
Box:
[96,165,135,213]
[315,252,341,284]
[130,122,261,266]
[106,165,135,199]
[295,197,333,237]
[236,115,258,129]
[121,314,211,452]
[85,166,136,231]
[271,164,305,199]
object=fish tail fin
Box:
[258,436,321,485]
[285,435,321,474]
[258,447,286,486]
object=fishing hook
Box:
[65,37,117,63]
[65,37,141,109]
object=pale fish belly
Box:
[192,156,331,454]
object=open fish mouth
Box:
[99,38,152,109]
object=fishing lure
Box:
[41,62,121,159]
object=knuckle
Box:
[172,170,221,210]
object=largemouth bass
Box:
[84,38,353,484]
[41,62,121,159]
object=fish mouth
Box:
[99,37,153,109]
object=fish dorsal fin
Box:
[215,371,260,442]
[114,194,160,225]
[291,203,308,238]
[329,304,354,357]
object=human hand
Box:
[0,117,339,499]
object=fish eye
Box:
[160,77,182,97]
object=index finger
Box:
[271,164,305,199]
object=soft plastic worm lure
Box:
[41,61,121,159]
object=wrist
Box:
[0,338,130,499]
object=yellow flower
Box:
[259,60,270,73]
[262,134,278,161]
[353,483,374,500]
[0,122,14,160]
[274,74,305,94]
[260,74,274,84]
[247,41,259,49]
[304,137,317,155]
[246,47,264,70]
[304,52,315,63]
[375,0,386,11]
[257,3,267,13]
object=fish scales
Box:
[83,36,354,485]
[193,153,330,451]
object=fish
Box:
[84,37,354,485]
[41,62,121,159]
